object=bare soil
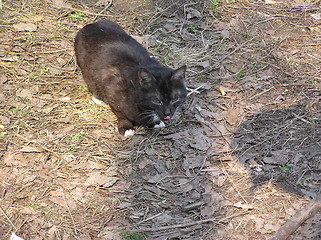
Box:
[0,0,320,240]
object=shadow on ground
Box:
[231,102,321,197]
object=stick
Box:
[44,0,113,17]
[133,211,248,232]
[269,197,321,240]
[64,196,77,235]
[0,206,16,230]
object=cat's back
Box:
[75,20,127,45]
[75,20,149,66]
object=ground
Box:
[0,0,321,240]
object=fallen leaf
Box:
[291,0,312,7]
[265,0,277,4]
[30,15,43,22]
[20,206,37,215]
[51,0,72,8]
[20,145,41,153]
[10,233,25,240]
[13,23,37,32]
[212,21,230,31]
[234,201,254,210]
[48,226,59,240]
[186,7,202,19]
[0,115,10,125]
[95,0,112,7]
[262,150,290,165]
[76,234,92,240]
[222,108,240,126]
[311,13,321,20]
[138,158,153,169]
[84,172,119,187]
[195,60,212,69]
[0,75,8,84]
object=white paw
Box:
[124,129,135,137]
[154,121,165,128]
[92,95,105,105]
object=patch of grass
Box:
[310,79,317,84]
[122,232,146,240]
[40,68,49,75]
[69,12,87,21]
[24,32,33,40]
[72,130,84,140]
[287,59,298,67]
[187,24,200,33]
[0,132,7,137]
[79,86,89,92]
[236,70,245,78]
[209,0,219,8]
[28,204,40,209]
[10,107,19,113]
[279,165,290,172]
[28,72,39,80]
[68,147,77,152]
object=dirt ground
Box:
[0,0,321,239]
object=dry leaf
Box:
[76,234,92,240]
[48,226,59,240]
[291,0,312,7]
[234,201,254,210]
[20,146,41,153]
[223,108,240,125]
[0,75,8,84]
[186,7,202,19]
[138,158,153,169]
[16,89,33,99]
[10,233,25,240]
[311,13,321,20]
[13,23,37,32]
[0,115,10,125]
[262,150,290,165]
[265,0,277,4]
[84,172,119,187]
[51,0,72,8]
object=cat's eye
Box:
[152,99,162,104]
[171,97,179,103]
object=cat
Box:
[74,20,187,136]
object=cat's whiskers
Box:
[139,111,159,124]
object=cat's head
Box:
[136,65,187,126]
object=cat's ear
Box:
[172,65,186,82]
[138,68,155,87]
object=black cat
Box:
[74,20,187,136]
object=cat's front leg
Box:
[118,119,135,137]
[153,121,165,128]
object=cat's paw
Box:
[92,95,105,105]
[124,129,135,137]
[154,121,165,128]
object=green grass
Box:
[10,107,19,113]
[122,232,146,240]
[69,12,87,21]
[72,130,84,140]
[209,0,219,8]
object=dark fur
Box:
[74,20,187,135]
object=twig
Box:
[137,210,165,225]
[248,86,274,100]
[44,0,113,17]
[269,196,321,240]
[133,211,248,232]
[93,0,113,22]
[64,196,78,235]
[187,83,206,96]
[0,206,16,230]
